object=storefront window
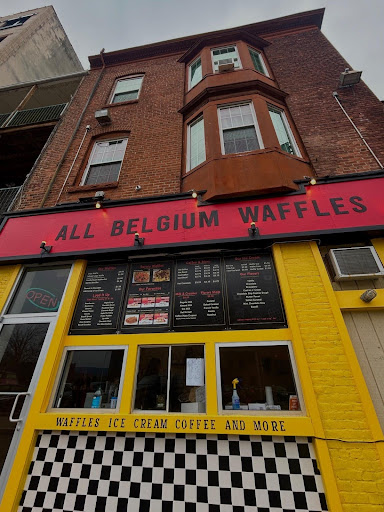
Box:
[134,345,205,413]
[217,343,300,412]
[53,348,125,409]
[7,266,71,314]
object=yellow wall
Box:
[275,242,384,512]
[1,242,384,511]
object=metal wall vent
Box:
[329,247,384,280]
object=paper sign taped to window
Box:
[186,358,205,386]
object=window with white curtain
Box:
[188,116,206,170]
[189,57,202,89]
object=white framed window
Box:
[211,45,241,72]
[110,76,143,103]
[268,105,301,156]
[133,344,205,413]
[218,102,263,155]
[81,138,128,185]
[51,346,128,411]
[189,57,202,89]
[187,116,206,171]
[248,47,269,76]
[215,341,303,414]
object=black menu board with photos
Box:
[70,263,127,334]
[122,261,172,330]
[173,258,225,327]
[224,254,286,327]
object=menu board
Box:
[123,262,172,329]
[70,264,127,334]
[224,254,286,327]
[173,258,225,327]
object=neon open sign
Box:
[26,288,59,311]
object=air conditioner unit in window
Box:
[329,247,384,281]
[218,61,235,72]
[95,109,111,125]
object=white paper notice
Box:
[186,358,205,386]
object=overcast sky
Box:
[4,0,384,99]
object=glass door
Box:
[0,265,71,498]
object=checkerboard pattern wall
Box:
[19,431,328,512]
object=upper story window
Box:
[0,15,32,30]
[218,103,262,155]
[81,138,128,185]
[268,105,300,156]
[189,57,202,89]
[110,76,143,103]
[211,45,241,72]
[249,48,268,76]
[187,116,206,171]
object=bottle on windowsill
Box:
[91,387,102,408]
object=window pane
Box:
[7,267,70,314]
[212,46,239,71]
[169,345,205,413]
[85,162,121,185]
[0,323,49,391]
[189,118,206,169]
[223,126,259,154]
[269,109,295,154]
[249,49,266,74]
[112,77,143,103]
[134,347,169,411]
[112,90,139,103]
[54,350,124,409]
[190,58,202,88]
[219,345,300,411]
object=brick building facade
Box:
[0,8,384,512]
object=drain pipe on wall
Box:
[40,49,107,208]
[332,91,384,169]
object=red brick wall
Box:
[16,27,384,212]
[264,28,384,177]
[17,53,185,210]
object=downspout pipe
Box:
[332,91,384,169]
[39,49,107,208]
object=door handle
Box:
[9,392,30,424]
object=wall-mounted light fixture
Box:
[40,241,52,254]
[191,190,198,199]
[303,175,317,186]
[248,222,259,238]
[79,190,105,208]
[339,68,362,87]
[360,289,377,303]
[134,232,144,246]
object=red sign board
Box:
[1,178,383,260]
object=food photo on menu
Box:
[123,264,172,328]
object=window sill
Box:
[103,99,139,109]
[67,182,119,193]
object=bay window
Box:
[268,105,300,156]
[187,116,206,170]
[218,103,262,155]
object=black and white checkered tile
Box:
[19,431,328,512]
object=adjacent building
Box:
[0,8,384,511]
[0,6,86,216]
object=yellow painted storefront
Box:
[1,241,384,511]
